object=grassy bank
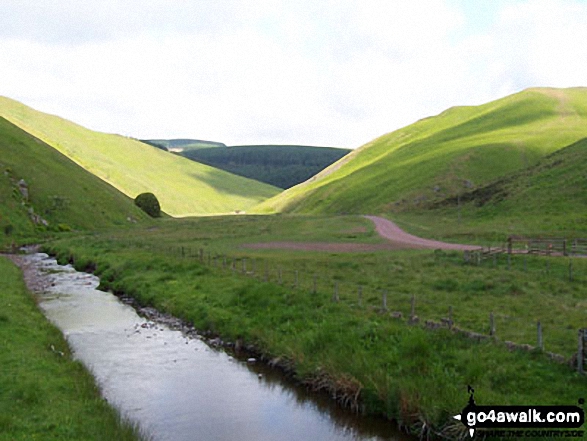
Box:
[0,256,143,441]
[43,215,586,439]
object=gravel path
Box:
[364,215,479,251]
[243,216,478,252]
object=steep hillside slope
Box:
[256,87,587,215]
[0,97,280,216]
[414,137,587,238]
[0,117,147,246]
[182,145,351,189]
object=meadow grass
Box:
[0,97,280,216]
[0,256,145,441]
[43,214,587,438]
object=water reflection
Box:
[27,253,409,441]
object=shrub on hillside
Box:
[134,192,161,218]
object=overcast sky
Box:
[1,0,586,148]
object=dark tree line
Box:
[182,145,350,189]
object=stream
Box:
[22,252,409,441]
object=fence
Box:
[111,240,586,373]
[508,237,587,256]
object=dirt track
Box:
[243,216,478,253]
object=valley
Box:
[1,88,586,440]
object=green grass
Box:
[0,256,144,441]
[256,87,587,217]
[0,97,280,216]
[0,117,149,249]
[390,137,587,242]
[43,214,587,438]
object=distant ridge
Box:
[142,139,226,152]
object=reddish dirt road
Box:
[364,215,479,251]
[243,216,478,253]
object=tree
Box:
[134,192,161,218]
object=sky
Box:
[1,0,587,148]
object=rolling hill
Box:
[255,87,587,216]
[410,137,587,238]
[0,117,148,246]
[181,145,351,189]
[0,97,280,216]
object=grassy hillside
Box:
[0,117,148,248]
[256,87,587,215]
[0,97,279,216]
[393,137,587,241]
[182,145,351,189]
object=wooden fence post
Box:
[333,282,339,302]
[569,259,573,282]
[578,329,585,374]
[537,321,543,350]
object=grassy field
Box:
[256,87,587,216]
[43,214,587,438]
[0,117,150,249]
[0,97,280,216]
[0,256,143,441]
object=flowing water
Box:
[25,253,409,441]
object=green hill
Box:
[256,87,587,215]
[182,145,351,189]
[408,137,587,238]
[0,97,280,216]
[0,117,148,247]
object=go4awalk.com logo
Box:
[453,387,585,438]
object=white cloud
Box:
[1,0,587,148]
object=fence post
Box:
[181,246,185,258]
[578,329,585,374]
[537,321,543,350]
[569,259,573,282]
[489,312,496,337]
[507,253,511,270]
[333,282,339,302]
[563,240,567,256]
